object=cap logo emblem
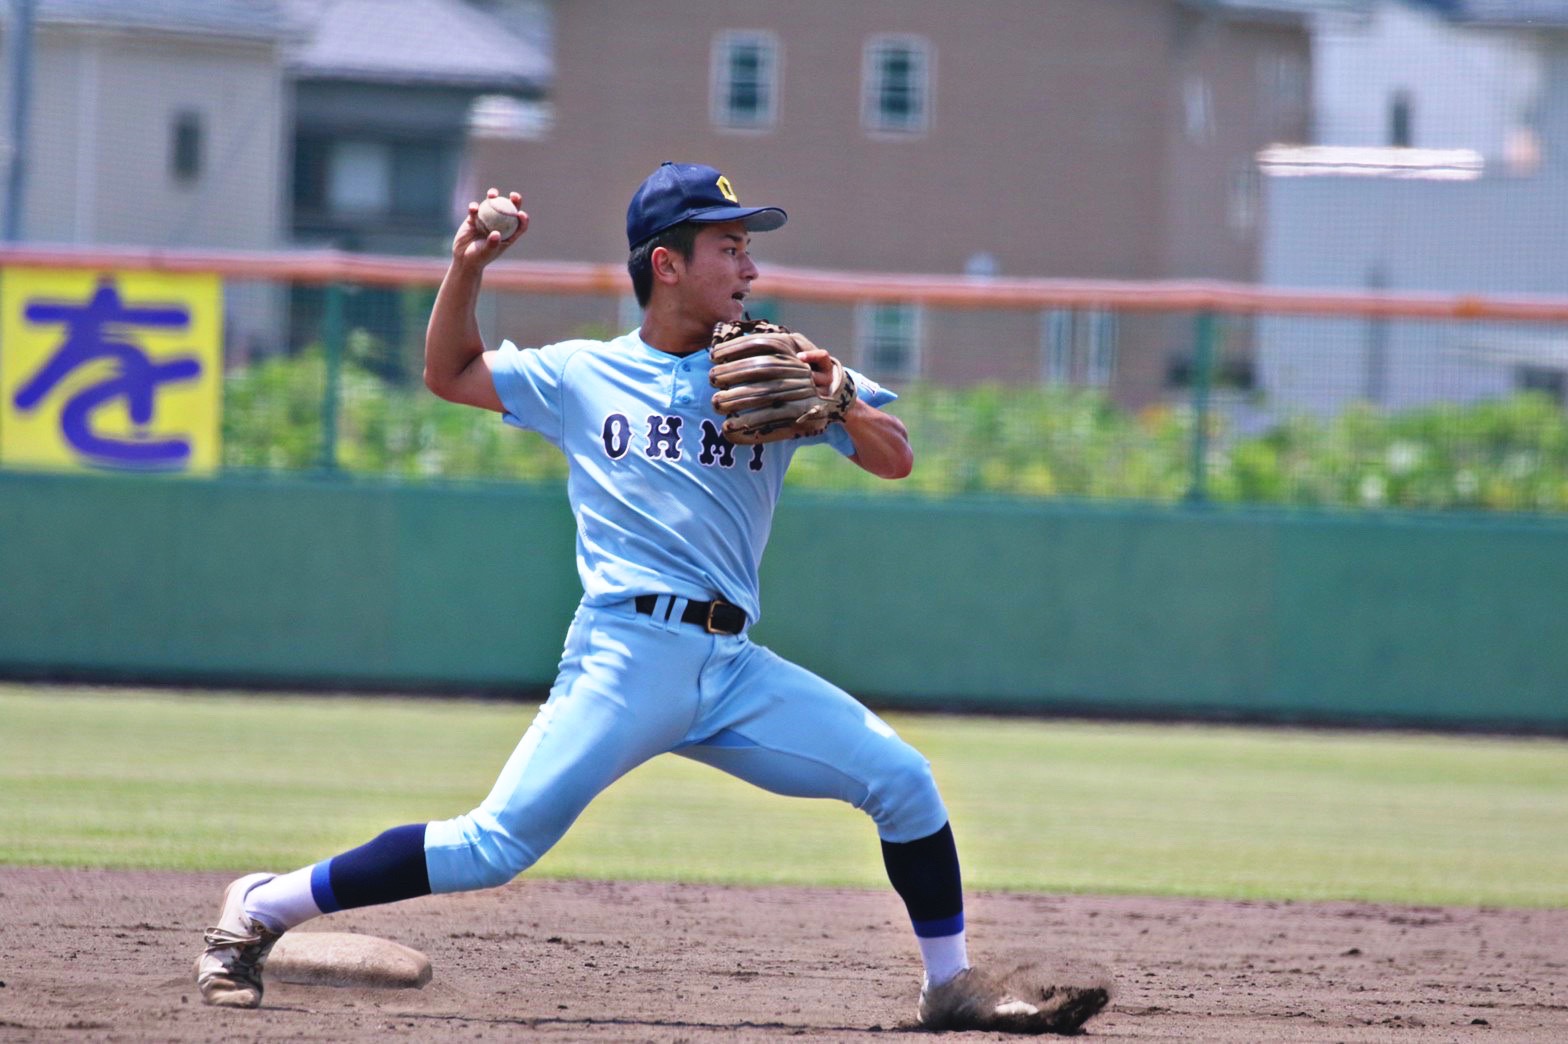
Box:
[715,175,739,203]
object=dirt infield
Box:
[2,867,1565,1042]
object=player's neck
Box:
[638,305,709,357]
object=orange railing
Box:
[6,244,1568,320]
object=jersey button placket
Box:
[660,362,680,411]
[673,358,699,410]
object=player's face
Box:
[678,221,759,325]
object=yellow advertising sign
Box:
[0,269,223,473]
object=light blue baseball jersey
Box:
[489,330,895,624]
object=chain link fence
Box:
[1,249,1565,513]
[191,260,1568,514]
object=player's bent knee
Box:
[867,749,948,843]
[423,811,541,893]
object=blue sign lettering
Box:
[11,281,203,469]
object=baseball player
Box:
[194,162,1108,1034]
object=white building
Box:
[0,0,550,358]
[1311,0,1545,167]
[0,0,292,249]
[1257,0,1568,416]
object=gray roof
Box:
[1408,0,1568,25]
[1,0,549,90]
[1,0,293,40]
[1447,0,1568,25]
[281,0,549,92]
[1179,0,1367,20]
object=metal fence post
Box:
[3,0,38,242]
[319,282,344,473]
[1186,310,1216,504]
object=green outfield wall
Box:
[2,470,1565,729]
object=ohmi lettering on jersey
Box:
[600,413,765,471]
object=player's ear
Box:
[650,245,683,288]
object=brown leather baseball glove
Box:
[708,319,857,444]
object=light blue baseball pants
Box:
[423,597,950,893]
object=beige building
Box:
[471,0,1312,405]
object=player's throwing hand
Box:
[453,187,527,265]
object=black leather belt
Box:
[634,595,747,635]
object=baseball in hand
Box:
[475,196,520,239]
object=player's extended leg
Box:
[196,603,707,1007]
[675,639,1109,1034]
[673,641,963,965]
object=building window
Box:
[1183,75,1214,143]
[1259,51,1308,140]
[1044,311,1073,384]
[863,35,931,136]
[712,30,779,130]
[390,141,452,221]
[329,140,393,215]
[1086,311,1118,387]
[294,135,459,234]
[858,302,921,379]
[171,111,203,182]
[1164,317,1255,391]
[1228,164,1260,234]
[1042,309,1118,387]
[1389,89,1414,148]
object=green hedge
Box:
[222,348,1568,512]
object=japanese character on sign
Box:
[1,270,223,474]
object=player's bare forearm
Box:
[424,261,499,409]
[423,189,526,412]
[791,344,911,478]
[844,400,914,479]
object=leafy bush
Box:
[222,349,1568,513]
[223,347,566,483]
[1206,395,1568,512]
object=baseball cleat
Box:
[917,965,1110,1035]
[195,872,282,1008]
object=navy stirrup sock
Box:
[311,823,432,914]
[881,821,965,937]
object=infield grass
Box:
[3,683,1566,908]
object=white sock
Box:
[918,931,970,988]
[244,865,324,933]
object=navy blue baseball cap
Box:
[626,162,787,249]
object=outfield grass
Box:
[3,683,1566,908]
